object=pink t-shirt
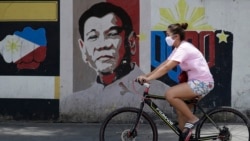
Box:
[168,41,214,82]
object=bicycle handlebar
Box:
[143,82,150,88]
[134,79,150,88]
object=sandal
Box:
[182,120,199,141]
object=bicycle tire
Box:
[99,107,158,141]
[196,107,250,141]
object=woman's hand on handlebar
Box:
[136,75,149,85]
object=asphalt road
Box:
[0,122,179,141]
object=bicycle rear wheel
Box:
[196,107,250,141]
[99,107,158,141]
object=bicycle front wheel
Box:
[196,107,250,141]
[99,107,158,141]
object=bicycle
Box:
[99,82,250,141]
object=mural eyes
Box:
[87,35,98,41]
[107,29,120,38]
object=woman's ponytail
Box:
[180,23,188,30]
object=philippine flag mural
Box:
[0,0,59,76]
[0,27,47,70]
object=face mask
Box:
[165,36,175,46]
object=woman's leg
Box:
[176,109,186,130]
[176,104,194,130]
[165,83,199,124]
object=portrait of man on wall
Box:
[61,1,170,122]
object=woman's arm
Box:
[146,60,179,81]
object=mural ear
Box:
[128,31,136,55]
[78,39,88,62]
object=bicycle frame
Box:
[131,83,222,140]
[145,94,181,135]
[130,85,181,137]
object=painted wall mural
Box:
[0,0,60,99]
[0,0,60,120]
[0,27,47,70]
[61,0,171,122]
[0,1,59,76]
[61,0,234,122]
[151,0,233,107]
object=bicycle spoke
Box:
[99,107,157,141]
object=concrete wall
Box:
[0,0,249,121]
[60,0,250,122]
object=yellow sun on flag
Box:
[6,38,21,53]
[153,0,213,31]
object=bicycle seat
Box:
[184,96,202,104]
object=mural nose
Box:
[96,38,112,50]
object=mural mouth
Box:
[97,55,115,62]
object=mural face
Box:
[73,0,140,90]
[78,13,126,73]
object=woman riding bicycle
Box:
[136,23,214,141]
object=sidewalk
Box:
[0,122,178,141]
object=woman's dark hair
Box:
[168,23,188,41]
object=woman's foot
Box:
[182,119,199,141]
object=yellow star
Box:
[216,30,229,43]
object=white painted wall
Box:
[60,0,73,100]
[0,76,56,99]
